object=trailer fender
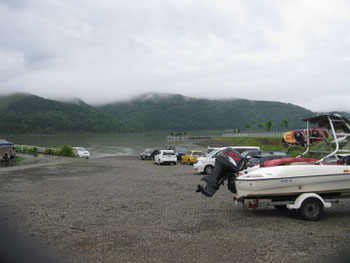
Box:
[287,193,332,210]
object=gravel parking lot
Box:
[1,156,350,263]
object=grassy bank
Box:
[15,144,75,157]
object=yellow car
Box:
[181,150,205,165]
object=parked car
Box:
[73,147,90,159]
[323,154,350,165]
[140,148,160,160]
[168,146,188,161]
[241,150,289,168]
[241,150,288,158]
[193,146,260,174]
[154,150,177,165]
[181,150,205,165]
[206,147,219,155]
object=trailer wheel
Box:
[299,198,323,221]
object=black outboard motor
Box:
[196,147,245,197]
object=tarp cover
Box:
[263,157,319,167]
[0,139,14,147]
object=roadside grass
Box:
[15,156,24,162]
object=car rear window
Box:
[163,152,175,155]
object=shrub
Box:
[22,146,29,153]
[60,144,74,157]
[45,148,53,155]
[30,146,38,154]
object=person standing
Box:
[9,147,15,159]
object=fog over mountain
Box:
[1,1,350,111]
[0,92,319,134]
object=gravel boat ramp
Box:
[0,156,350,262]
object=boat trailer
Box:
[234,193,350,221]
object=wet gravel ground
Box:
[1,156,350,263]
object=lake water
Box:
[4,131,222,159]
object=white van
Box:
[193,146,260,175]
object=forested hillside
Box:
[0,93,126,134]
[0,92,332,135]
[99,93,315,132]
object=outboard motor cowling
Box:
[196,148,245,197]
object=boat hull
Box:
[235,165,350,199]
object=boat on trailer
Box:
[197,114,350,220]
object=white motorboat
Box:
[235,114,350,199]
[236,163,350,199]
[197,114,350,220]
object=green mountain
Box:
[0,93,126,134]
[98,93,315,132]
[0,92,337,135]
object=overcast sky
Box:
[1,0,350,111]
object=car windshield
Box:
[233,147,260,153]
[207,149,224,158]
[270,151,288,156]
[75,147,86,151]
[193,152,205,156]
[241,150,259,158]
[144,149,153,153]
[206,148,217,154]
[242,151,287,158]
[163,151,175,155]
[175,147,187,153]
[258,151,288,157]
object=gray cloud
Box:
[1,0,350,111]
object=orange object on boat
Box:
[282,128,328,146]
